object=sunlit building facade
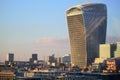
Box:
[66,3,107,68]
[114,42,120,57]
[0,70,15,80]
[6,53,14,62]
[100,42,120,59]
[99,43,116,59]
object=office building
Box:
[46,54,57,66]
[66,3,107,68]
[0,70,15,80]
[114,42,120,57]
[91,58,105,72]
[6,53,14,62]
[61,54,71,67]
[100,42,120,59]
[57,57,62,65]
[29,54,38,64]
[99,43,116,59]
[103,58,120,72]
[32,54,38,61]
[92,42,120,72]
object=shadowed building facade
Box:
[66,3,107,68]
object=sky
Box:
[0,0,120,61]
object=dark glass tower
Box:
[32,54,38,60]
[66,3,107,68]
[6,53,14,62]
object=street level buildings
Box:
[0,70,15,80]
[66,3,107,68]
[92,42,120,72]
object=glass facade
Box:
[6,53,14,62]
[66,3,107,68]
[32,54,38,60]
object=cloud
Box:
[35,36,69,46]
[35,37,55,44]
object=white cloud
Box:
[35,36,69,46]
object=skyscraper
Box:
[66,3,107,68]
[6,53,14,62]
[114,42,120,58]
[99,43,116,59]
[32,53,38,61]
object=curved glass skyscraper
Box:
[66,3,107,68]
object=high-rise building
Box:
[46,54,57,66]
[100,42,120,59]
[114,42,120,57]
[61,54,71,67]
[32,54,38,61]
[6,53,14,62]
[66,3,107,68]
[29,54,38,65]
[99,43,116,59]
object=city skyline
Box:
[0,0,120,61]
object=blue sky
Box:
[0,0,120,61]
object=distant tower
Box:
[6,53,14,62]
[66,3,107,68]
[32,53,38,61]
[100,43,116,59]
